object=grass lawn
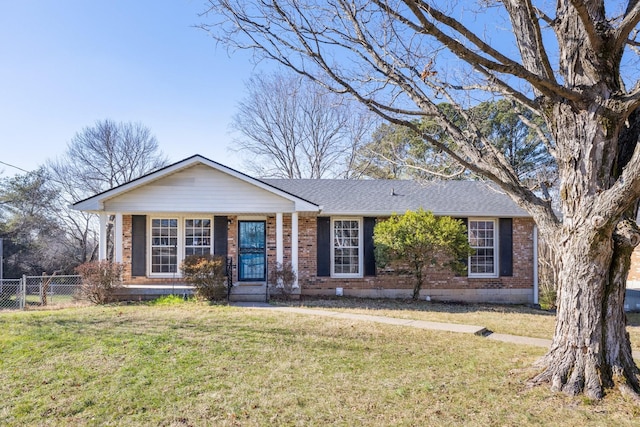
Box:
[279,297,640,354]
[1,302,640,426]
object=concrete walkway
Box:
[232,302,553,349]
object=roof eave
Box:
[71,155,320,212]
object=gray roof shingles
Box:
[263,179,529,217]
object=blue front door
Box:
[238,221,266,281]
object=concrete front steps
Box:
[228,282,268,303]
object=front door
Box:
[238,221,266,281]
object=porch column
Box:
[99,213,108,261]
[114,213,123,263]
[276,213,284,265]
[291,212,299,289]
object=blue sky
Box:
[0,0,268,177]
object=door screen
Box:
[238,221,266,281]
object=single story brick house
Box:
[72,154,539,303]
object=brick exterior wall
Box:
[119,214,536,303]
[297,215,535,303]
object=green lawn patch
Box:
[0,304,638,426]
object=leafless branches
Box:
[231,72,376,178]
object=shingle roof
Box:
[263,179,529,217]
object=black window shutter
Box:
[363,217,376,276]
[499,218,513,277]
[317,217,331,277]
[453,218,468,276]
[214,216,228,258]
[131,215,146,277]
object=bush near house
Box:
[180,254,228,301]
[269,262,297,300]
[374,209,472,300]
[75,261,124,304]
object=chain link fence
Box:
[0,275,83,311]
[0,279,22,310]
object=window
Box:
[185,219,212,256]
[468,219,498,277]
[332,218,362,277]
[150,217,213,275]
[151,218,178,273]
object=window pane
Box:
[151,218,179,273]
[184,218,212,258]
[468,220,495,275]
[333,219,360,275]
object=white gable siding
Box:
[103,164,296,213]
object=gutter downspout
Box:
[533,225,539,305]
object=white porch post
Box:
[276,213,284,265]
[291,212,299,289]
[99,213,108,261]
[114,213,123,263]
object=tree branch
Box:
[568,0,604,51]
[614,1,640,53]
[393,1,580,102]
[502,0,555,82]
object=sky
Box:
[0,0,269,177]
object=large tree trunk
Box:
[531,221,640,399]
[530,95,640,397]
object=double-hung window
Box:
[332,218,362,277]
[468,219,498,277]
[185,219,212,256]
[151,218,178,273]
[150,217,213,275]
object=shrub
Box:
[374,209,472,300]
[150,294,191,306]
[180,254,228,301]
[269,262,297,300]
[76,261,124,305]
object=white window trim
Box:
[148,216,214,278]
[330,217,363,278]
[467,218,499,279]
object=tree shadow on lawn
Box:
[275,296,557,317]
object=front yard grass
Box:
[278,298,558,338]
[280,297,640,353]
[1,303,639,426]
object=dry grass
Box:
[1,302,640,426]
[281,297,640,353]
[279,297,557,338]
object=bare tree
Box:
[48,119,169,262]
[232,72,376,178]
[203,1,640,399]
[49,119,169,194]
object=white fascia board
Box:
[71,155,321,213]
[193,157,319,211]
[71,157,204,212]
